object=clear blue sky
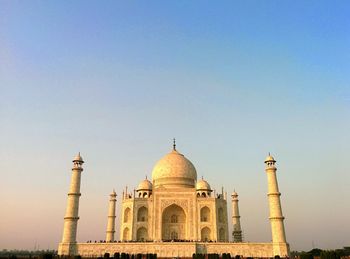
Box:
[0,0,349,252]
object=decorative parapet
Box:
[67,241,290,258]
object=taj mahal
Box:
[58,141,290,258]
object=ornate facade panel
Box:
[197,198,217,241]
[120,200,134,241]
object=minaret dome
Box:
[73,152,84,163]
[264,154,276,164]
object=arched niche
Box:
[123,227,130,241]
[201,227,211,241]
[124,208,131,223]
[136,227,147,241]
[218,207,224,223]
[219,227,225,242]
[200,206,210,222]
[137,206,148,222]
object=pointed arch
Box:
[218,207,224,223]
[137,206,148,222]
[201,227,211,241]
[136,227,147,241]
[123,227,130,241]
[162,204,186,240]
[124,207,131,223]
[219,227,225,241]
[200,206,210,222]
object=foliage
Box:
[309,249,323,256]
[320,250,341,259]
[300,252,313,259]
[0,249,57,257]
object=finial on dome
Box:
[145,175,148,180]
[201,176,203,180]
[173,138,176,150]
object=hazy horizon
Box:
[0,1,349,252]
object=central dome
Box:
[152,148,197,188]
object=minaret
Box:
[106,190,117,242]
[59,153,84,255]
[231,191,243,242]
[264,154,287,244]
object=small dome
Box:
[73,152,84,163]
[196,179,211,190]
[152,149,197,188]
[264,154,276,163]
[137,179,152,191]
[231,191,238,197]
[111,190,117,196]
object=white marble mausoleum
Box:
[58,142,290,258]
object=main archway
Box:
[162,204,186,240]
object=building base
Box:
[58,242,290,258]
[58,242,78,256]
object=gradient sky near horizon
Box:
[0,0,349,252]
